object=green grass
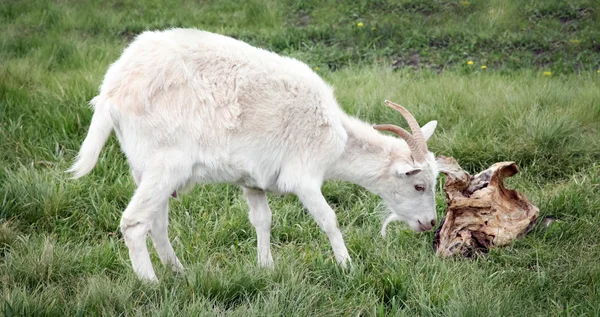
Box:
[2,0,600,316]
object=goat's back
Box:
[96,28,348,190]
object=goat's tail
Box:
[67,96,114,179]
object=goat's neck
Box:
[326,117,400,191]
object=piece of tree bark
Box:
[433,156,539,257]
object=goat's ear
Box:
[421,120,437,141]
[396,164,422,177]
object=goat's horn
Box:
[373,124,420,154]
[384,100,428,162]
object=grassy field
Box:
[2,0,600,315]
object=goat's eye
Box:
[415,185,425,192]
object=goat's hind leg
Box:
[149,204,184,272]
[131,168,183,273]
[120,170,177,281]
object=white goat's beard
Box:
[380,213,402,238]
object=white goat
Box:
[69,28,440,281]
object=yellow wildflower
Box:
[315,66,320,71]
[544,71,552,76]
[461,1,469,5]
[357,22,364,27]
[467,61,474,65]
[481,65,487,69]
[371,27,376,31]
[570,39,580,44]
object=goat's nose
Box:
[417,220,435,232]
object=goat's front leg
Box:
[242,187,274,268]
[295,186,351,267]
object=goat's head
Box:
[373,100,439,236]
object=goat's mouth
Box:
[417,219,436,232]
[417,222,432,232]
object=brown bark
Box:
[433,157,539,257]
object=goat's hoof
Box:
[258,256,274,269]
[337,257,353,270]
[171,264,185,274]
[138,275,159,284]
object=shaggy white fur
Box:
[69,28,440,281]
